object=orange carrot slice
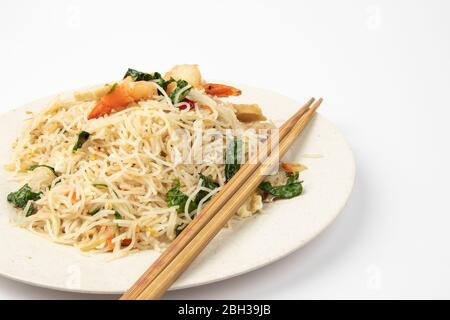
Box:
[106,236,115,251]
[64,191,78,203]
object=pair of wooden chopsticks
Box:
[120,97,323,300]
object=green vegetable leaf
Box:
[225,138,242,182]
[175,223,186,236]
[259,173,303,199]
[73,131,90,152]
[88,207,101,216]
[195,174,219,203]
[123,68,176,94]
[7,184,42,208]
[28,164,57,176]
[25,204,34,217]
[112,189,119,198]
[168,176,219,237]
[114,211,123,219]
[156,78,175,91]
[287,172,299,184]
[92,183,108,188]
[108,82,118,93]
[51,177,62,188]
[167,181,197,214]
[169,79,192,104]
[123,68,162,82]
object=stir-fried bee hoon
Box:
[6,65,306,257]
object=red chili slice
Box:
[179,98,195,110]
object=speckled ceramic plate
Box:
[0,84,355,293]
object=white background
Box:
[0,0,449,299]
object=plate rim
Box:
[0,83,356,294]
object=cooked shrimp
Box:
[164,64,203,90]
[203,83,241,97]
[28,166,56,191]
[87,81,156,119]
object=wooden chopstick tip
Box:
[305,97,315,106]
[309,97,323,113]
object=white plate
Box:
[0,84,355,294]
